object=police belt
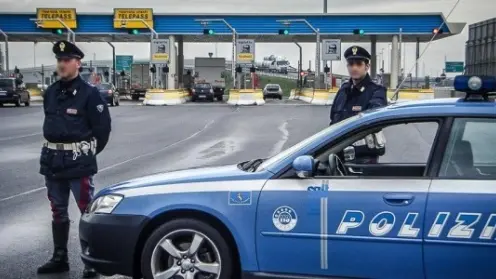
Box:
[43,139,97,155]
[353,132,386,149]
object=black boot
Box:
[37,221,70,274]
[82,265,98,278]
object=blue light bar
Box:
[454,75,496,95]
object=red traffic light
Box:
[300,71,305,76]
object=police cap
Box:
[53,40,85,59]
[344,45,371,63]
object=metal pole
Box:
[0,29,9,76]
[232,29,236,89]
[323,0,327,13]
[399,28,402,78]
[107,42,116,85]
[316,28,321,78]
[294,41,302,88]
[415,38,420,78]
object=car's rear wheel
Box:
[24,98,30,106]
[15,98,21,107]
[216,96,223,101]
[141,218,232,279]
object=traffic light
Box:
[300,71,305,76]
[51,29,63,35]
[128,29,140,35]
[203,29,215,35]
[353,29,365,35]
[278,29,289,35]
[120,71,126,77]
[150,64,156,73]
[324,65,330,73]
[235,66,242,73]
[250,66,256,73]
[162,65,169,73]
[432,28,444,35]
[104,71,109,77]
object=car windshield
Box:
[266,84,279,89]
[256,114,362,171]
[196,83,211,88]
[0,79,14,89]
[97,84,112,90]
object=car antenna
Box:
[390,0,463,103]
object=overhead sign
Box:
[321,39,342,61]
[116,55,134,72]
[236,39,255,63]
[113,8,154,29]
[445,61,464,73]
[150,39,170,63]
[36,8,77,29]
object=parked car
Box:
[96,83,119,106]
[0,78,30,107]
[191,83,219,102]
[263,83,283,100]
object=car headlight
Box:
[87,194,123,214]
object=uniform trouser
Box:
[45,176,95,223]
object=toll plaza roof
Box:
[0,12,466,43]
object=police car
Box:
[80,75,496,279]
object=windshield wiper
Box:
[243,158,265,172]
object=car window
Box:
[313,120,439,178]
[256,114,361,171]
[439,118,496,178]
[0,79,14,88]
[196,83,211,88]
[98,84,112,90]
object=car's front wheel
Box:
[141,218,233,279]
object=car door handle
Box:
[383,194,414,206]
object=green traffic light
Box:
[56,29,63,35]
[284,30,289,35]
[132,29,139,35]
[208,29,215,35]
[359,29,365,35]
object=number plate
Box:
[198,95,206,99]
[0,92,6,96]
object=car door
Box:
[256,119,441,278]
[424,117,496,279]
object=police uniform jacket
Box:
[40,75,111,179]
[330,74,387,158]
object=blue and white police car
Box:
[80,75,496,279]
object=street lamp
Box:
[277,19,321,77]
[31,18,76,42]
[0,29,9,76]
[195,18,237,88]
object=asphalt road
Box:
[0,99,436,279]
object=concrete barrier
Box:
[388,89,434,102]
[143,89,190,106]
[296,88,338,105]
[28,88,43,101]
[288,89,298,100]
[227,89,265,105]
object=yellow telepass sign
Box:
[36,8,77,29]
[114,8,154,29]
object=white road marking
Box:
[268,120,290,157]
[0,119,215,203]
[0,132,42,142]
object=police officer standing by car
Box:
[37,40,111,278]
[330,46,387,163]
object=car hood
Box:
[102,164,265,195]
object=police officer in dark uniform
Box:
[330,46,387,163]
[37,40,111,278]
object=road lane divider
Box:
[227,89,265,105]
[143,89,191,106]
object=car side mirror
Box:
[343,146,356,162]
[292,155,315,178]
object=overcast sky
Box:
[1,0,493,76]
